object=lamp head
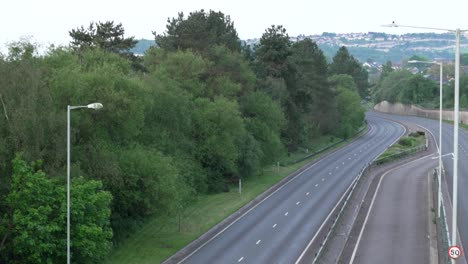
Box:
[87,103,103,110]
[381,21,398,27]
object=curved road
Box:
[371,111,468,262]
[349,155,437,264]
[178,114,405,264]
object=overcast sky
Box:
[2,0,468,53]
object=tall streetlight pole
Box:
[408,60,443,217]
[383,22,468,256]
[67,102,103,264]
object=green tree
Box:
[288,38,336,135]
[240,91,285,165]
[330,75,365,139]
[1,156,112,264]
[155,10,241,54]
[329,46,369,98]
[374,69,413,103]
[69,21,137,54]
[254,25,291,79]
[192,97,247,192]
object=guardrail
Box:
[433,169,451,264]
[285,126,367,166]
[374,144,427,165]
[311,162,374,264]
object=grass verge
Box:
[375,131,426,164]
[104,128,367,264]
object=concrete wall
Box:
[373,101,468,124]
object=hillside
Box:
[133,32,468,64]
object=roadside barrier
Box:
[433,169,451,264]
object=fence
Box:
[433,169,451,264]
[285,126,368,166]
[311,162,373,264]
[374,144,427,165]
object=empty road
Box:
[177,114,405,264]
[349,155,437,264]
[372,111,468,262]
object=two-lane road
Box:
[371,111,468,262]
[178,114,405,264]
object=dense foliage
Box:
[0,10,365,262]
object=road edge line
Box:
[348,153,434,264]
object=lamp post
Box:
[67,102,103,264]
[383,22,468,257]
[408,60,443,217]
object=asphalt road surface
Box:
[178,114,405,264]
[372,111,468,262]
[349,155,437,264]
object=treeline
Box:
[372,60,468,109]
[0,10,366,263]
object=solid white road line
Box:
[349,154,434,264]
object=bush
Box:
[399,137,415,147]
[409,131,425,137]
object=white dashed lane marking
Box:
[322,178,325,181]
[296,201,300,205]
[273,224,277,228]
[315,184,319,187]
[285,212,289,216]
[238,257,244,262]
[306,192,310,196]
[256,240,261,245]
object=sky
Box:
[2,0,468,53]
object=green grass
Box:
[376,132,426,164]
[442,119,468,130]
[104,128,366,264]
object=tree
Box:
[1,156,112,264]
[240,91,285,165]
[254,25,292,79]
[380,61,394,81]
[69,21,137,54]
[330,75,365,139]
[192,97,247,192]
[154,10,241,54]
[329,46,369,99]
[288,38,336,134]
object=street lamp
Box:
[67,102,103,264]
[408,59,443,217]
[383,22,468,255]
